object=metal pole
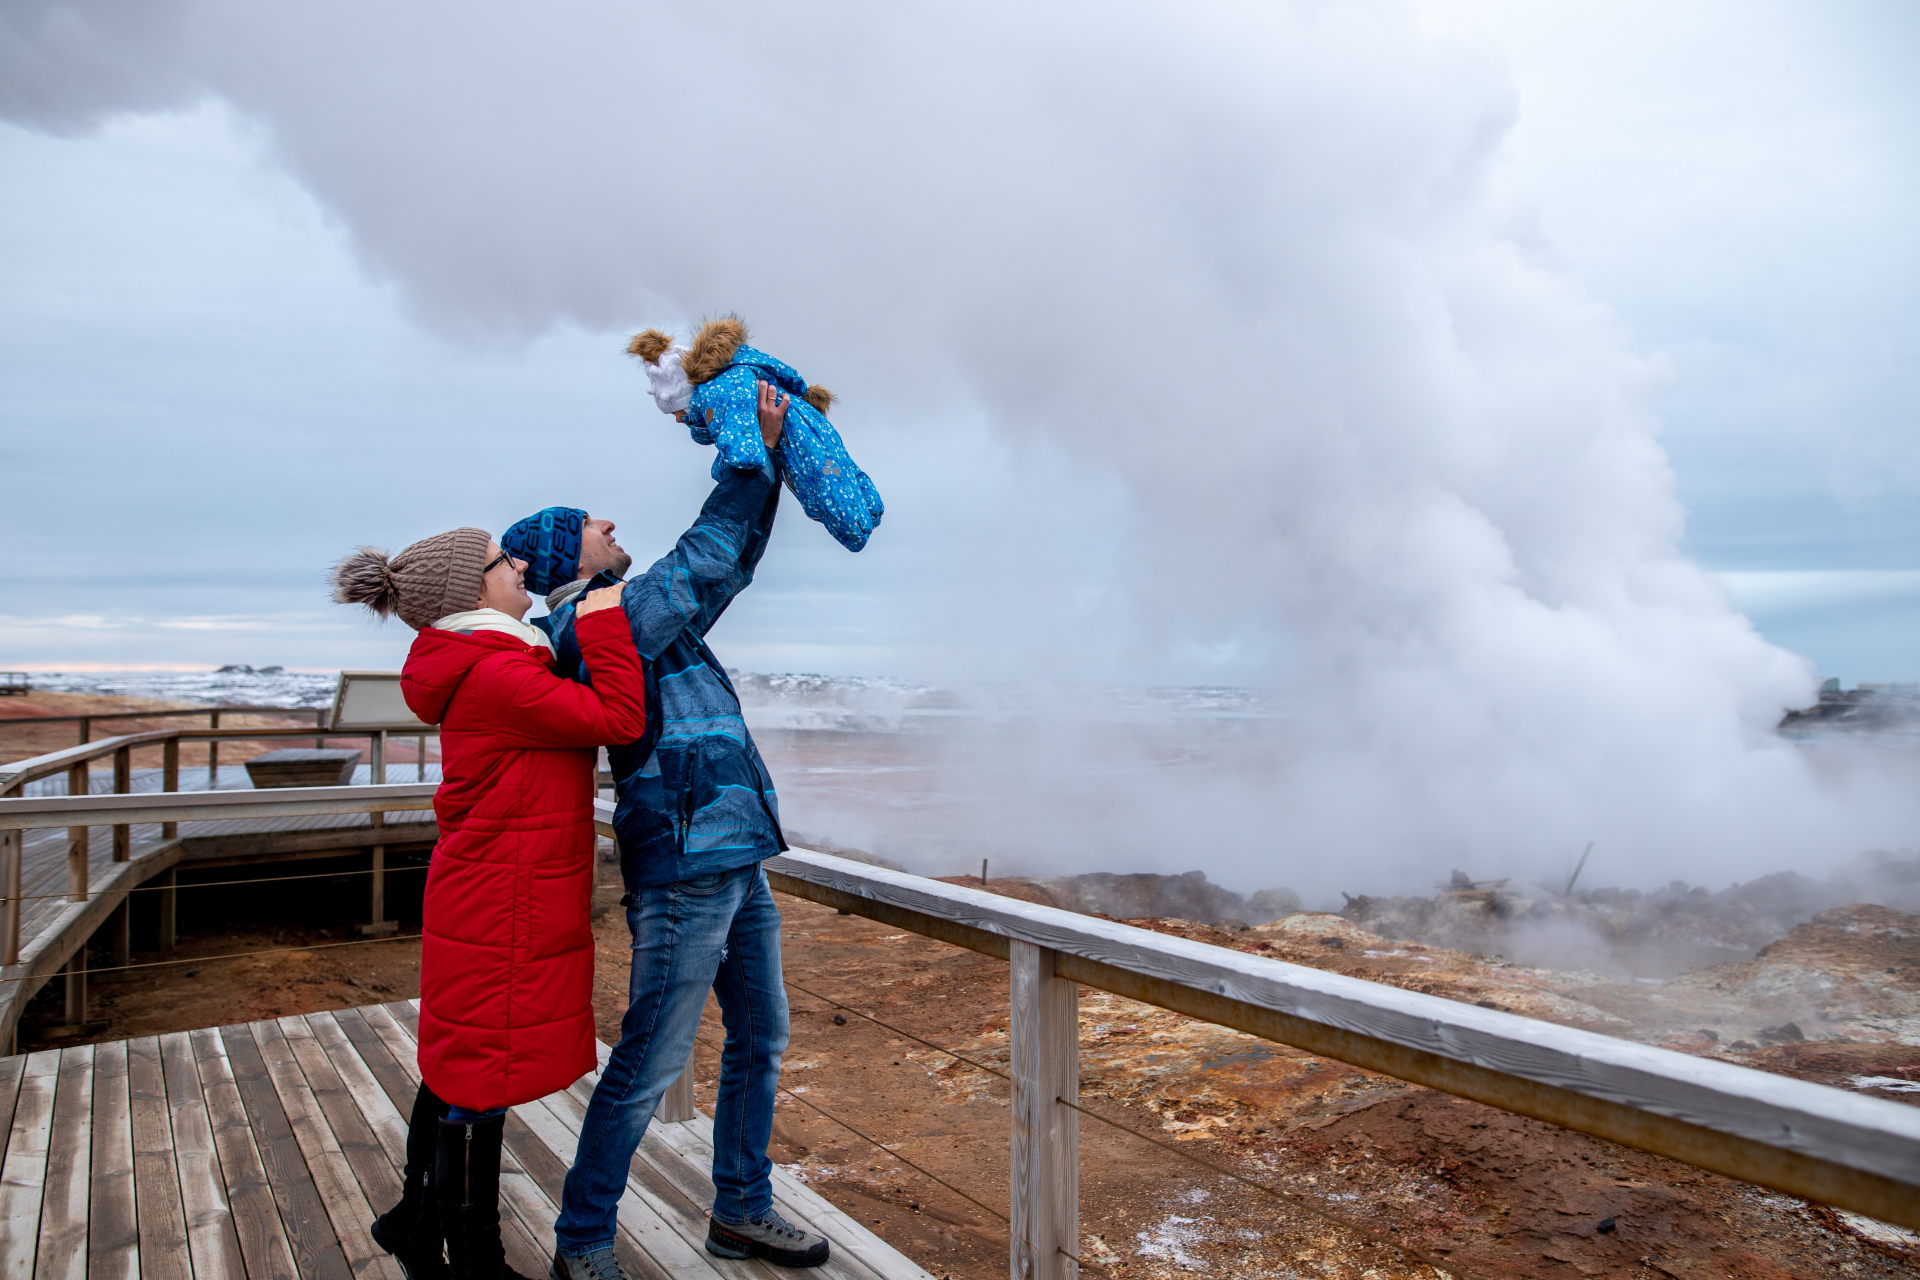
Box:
[209,709,221,785]
[417,734,427,782]
[314,707,326,749]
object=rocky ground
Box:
[598,886,1920,1280]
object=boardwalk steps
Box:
[0,999,933,1280]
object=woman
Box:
[333,526,646,1280]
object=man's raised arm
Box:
[619,463,779,659]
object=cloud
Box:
[4,0,1916,894]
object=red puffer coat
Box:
[400,608,647,1111]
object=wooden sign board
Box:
[330,670,432,731]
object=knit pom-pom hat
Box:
[331,527,492,631]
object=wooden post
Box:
[108,899,130,971]
[157,869,176,951]
[659,1046,697,1122]
[369,846,387,926]
[417,733,427,782]
[208,710,221,785]
[314,707,327,749]
[361,731,395,934]
[64,949,86,1025]
[1010,939,1078,1280]
[1,829,20,966]
[67,762,89,904]
[78,717,90,746]
[112,745,131,862]
[161,736,180,839]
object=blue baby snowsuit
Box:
[684,344,884,553]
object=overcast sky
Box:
[1,0,1914,685]
[8,1,1920,889]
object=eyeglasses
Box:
[481,550,517,576]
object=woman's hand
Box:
[756,379,789,450]
[577,585,625,617]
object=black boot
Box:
[435,1112,535,1280]
[371,1083,450,1280]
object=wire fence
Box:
[5,849,1474,1276]
[771,974,1477,1280]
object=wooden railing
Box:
[0,702,325,742]
[3,786,1917,1275]
[754,846,1920,1273]
[0,724,439,965]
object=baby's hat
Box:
[628,329,691,414]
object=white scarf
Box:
[431,608,555,653]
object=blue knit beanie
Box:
[501,506,586,595]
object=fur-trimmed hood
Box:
[632,317,834,414]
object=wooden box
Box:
[244,747,361,789]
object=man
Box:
[504,381,828,1278]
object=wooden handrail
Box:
[748,842,1920,1233]
[0,783,438,830]
[0,725,437,794]
[0,704,318,728]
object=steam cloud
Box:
[6,0,1914,897]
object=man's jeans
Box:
[553,865,788,1253]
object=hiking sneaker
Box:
[706,1209,830,1267]
[550,1245,626,1280]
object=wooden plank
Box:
[357,1004,425,1089]
[277,1015,402,1213]
[88,1039,139,1280]
[509,1091,720,1280]
[250,1018,403,1280]
[0,1053,25,1162]
[125,1037,192,1280]
[327,1007,418,1117]
[190,1027,298,1280]
[304,1012,411,1168]
[0,782,440,831]
[765,847,1920,1228]
[160,1031,246,1277]
[0,1049,59,1277]
[294,1012,561,1280]
[647,1118,929,1280]
[220,1022,354,1280]
[34,1044,94,1280]
[1009,940,1076,1280]
[345,1006,576,1275]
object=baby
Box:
[631,317,884,553]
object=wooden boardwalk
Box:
[3,769,437,1051]
[0,1000,933,1280]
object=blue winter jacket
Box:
[685,344,884,552]
[545,464,786,890]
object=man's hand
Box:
[577,585,625,617]
[756,379,789,450]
